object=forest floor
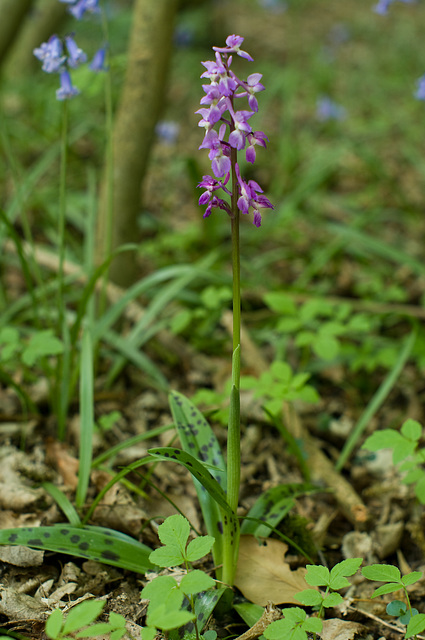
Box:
[2,0,425,639]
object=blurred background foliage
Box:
[1,0,425,402]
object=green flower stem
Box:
[97,8,114,319]
[56,99,69,440]
[222,146,242,585]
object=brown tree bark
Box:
[96,0,178,287]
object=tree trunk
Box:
[97,0,178,286]
[4,0,68,77]
[0,0,34,68]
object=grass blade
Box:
[76,321,94,508]
[336,326,417,471]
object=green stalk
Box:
[56,99,69,440]
[222,146,241,586]
[97,9,114,319]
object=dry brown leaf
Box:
[321,618,366,640]
[234,535,311,605]
[45,439,79,489]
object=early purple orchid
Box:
[197,35,273,227]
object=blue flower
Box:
[56,70,80,100]
[155,121,180,145]
[415,75,425,101]
[33,35,66,73]
[89,47,108,72]
[59,0,101,20]
[373,0,415,13]
[65,35,87,68]
[316,96,347,121]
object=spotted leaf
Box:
[0,524,155,573]
[241,483,314,538]
[168,391,226,566]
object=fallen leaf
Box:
[0,545,44,567]
[234,535,311,605]
[321,618,366,640]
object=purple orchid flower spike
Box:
[196,34,273,226]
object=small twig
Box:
[233,603,283,640]
[348,604,425,639]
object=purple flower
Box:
[197,35,272,225]
[228,109,254,150]
[415,75,425,101]
[89,46,108,72]
[56,70,80,100]
[213,35,254,62]
[33,35,66,73]
[246,131,268,163]
[65,35,87,68]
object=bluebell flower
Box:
[316,96,347,121]
[65,35,87,68]
[33,35,66,73]
[89,47,108,72]
[56,70,80,100]
[59,0,101,20]
[155,121,180,145]
[415,75,425,101]
[373,0,415,13]
[257,0,287,13]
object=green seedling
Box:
[296,558,363,619]
[362,564,424,638]
[363,419,425,503]
[45,600,126,640]
[263,558,362,640]
[386,600,419,626]
[140,514,218,640]
[263,607,323,640]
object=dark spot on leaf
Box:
[217,522,223,534]
[43,532,50,538]
[60,529,69,535]
[104,538,114,545]
[71,535,81,543]
[79,542,90,550]
[28,539,43,546]
[201,445,208,452]
[8,534,18,542]
[101,550,120,561]
[197,613,203,621]
[174,449,181,455]
[188,442,195,448]
[186,461,193,467]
